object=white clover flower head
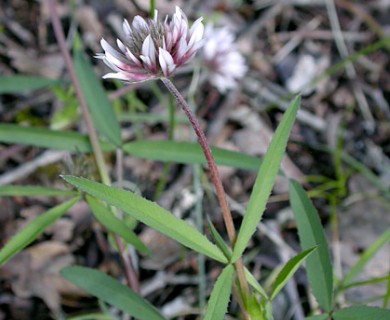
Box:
[202,24,247,93]
[96,7,204,82]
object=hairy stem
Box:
[161,78,236,243]
[161,77,250,316]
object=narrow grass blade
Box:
[384,271,390,308]
[123,140,261,171]
[270,247,316,300]
[62,176,227,263]
[86,196,150,255]
[204,264,234,320]
[0,124,114,152]
[244,267,268,300]
[232,96,300,262]
[341,228,390,287]
[0,196,79,265]
[207,217,232,260]
[0,185,77,197]
[333,306,390,320]
[0,75,58,93]
[73,50,122,147]
[61,266,166,320]
[289,180,333,312]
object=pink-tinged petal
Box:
[100,39,128,64]
[171,8,188,44]
[141,35,156,65]
[188,18,204,48]
[100,38,118,55]
[132,16,149,32]
[175,37,188,61]
[104,50,128,69]
[175,6,188,24]
[103,71,153,83]
[158,48,176,77]
[103,72,133,81]
[116,39,126,53]
[140,55,156,73]
[97,6,203,81]
[123,20,132,38]
[124,47,142,66]
[164,26,172,50]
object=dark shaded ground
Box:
[0,0,389,319]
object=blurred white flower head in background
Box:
[96,7,204,82]
[201,24,247,93]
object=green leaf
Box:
[73,50,122,147]
[232,96,300,262]
[247,294,264,320]
[61,266,165,320]
[0,185,77,197]
[0,197,79,265]
[0,75,58,94]
[289,180,333,311]
[62,176,227,263]
[123,140,261,171]
[207,217,232,260]
[304,315,329,320]
[270,247,316,300]
[86,196,150,255]
[0,124,114,152]
[333,306,390,320]
[341,228,390,287]
[244,267,268,300]
[68,313,113,320]
[204,264,234,320]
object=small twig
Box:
[325,0,375,131]
[48,0,109,184]
[48,0,136,290]
[0,150,67,185]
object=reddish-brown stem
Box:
[161,78,236,243]
[48,0,136,290]
[161,78,250,314]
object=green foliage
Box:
[0,124,114,152]
[332,306,390,320]
[340,228,390,288]
[62,176,228,263]
[123,140,261,171]
[246,294,264,320]
[204,264,234,320]
[244,268,268,300]
[0,197,79,265]
[0,124,264,172]
[305,315,329,320]
[289,180,333,312]
[61,266,166,320]
[73,50,122,147]
[50,85,79,130]
[270,247,316,300]
[207,217,232,260]
[0,75,58,93]
[232,96,300,262]
[67,314,113,320]
[86,196,151,255]
[0,185,77,197]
